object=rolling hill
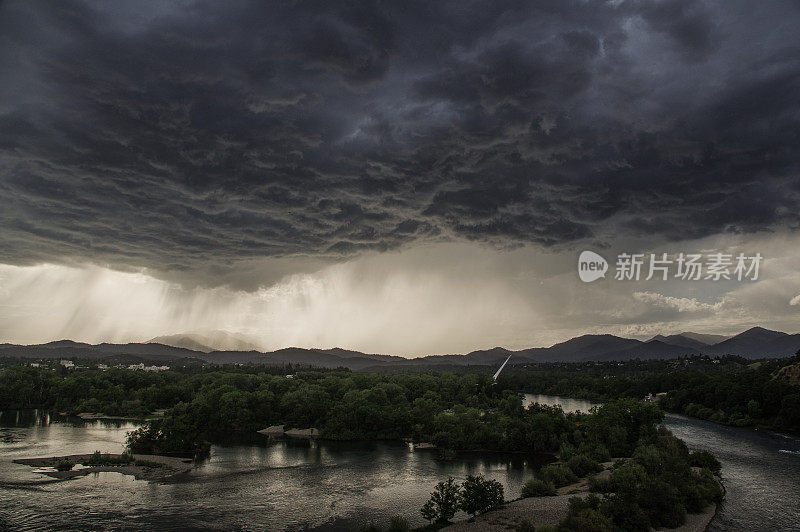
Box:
[1,327,798,370]
[149,331,263,353]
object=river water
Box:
[1,396,798,531]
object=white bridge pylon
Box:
[492,354,512,381]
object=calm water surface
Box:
[1,396,798,531]
[526,396,800,531]
[665,413,800,531]
[0,409,543,531]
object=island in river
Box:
[14,452,192,481]
[3,363,798,530]
[1,395,798,530]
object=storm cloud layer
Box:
[1,0,798,287]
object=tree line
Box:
[1,365,724,530]
[499,355,800,433]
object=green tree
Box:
[539,463,578,488]
[558,495,615,532]
[387,515,410,532]
[459,474,504,517]
[567,454,603,477]
[521,478,556,497]
[420,477,460,523]
[420,499,437,524]
[688,450,721,474]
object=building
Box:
[143,365,170,372]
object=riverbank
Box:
[6,406,792,531]
[442,493,588,531]
[442,461,720,532]
[13,453,192,481]
[520,388,800,438]
[442,462,607,531]
[443,494,718,532]
[75,410,166,421]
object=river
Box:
[1,396,798,531]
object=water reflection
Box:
[0,409,544,531]
[663,413,800,531]
[2,398,797,531]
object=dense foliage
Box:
[660,361,800,432]
[4,354,799,436]
[520,454,600,498]
[538,463,578,488]
[420,475,504,523]
[2,366,665,458]
[420,402,720,530]
[459,475,505,518]
[421,477,460,523]
[0,365,201,415]
[500,356,800,433]
[520,477,556,497]
[1,364,724,529]
[125,377,669,455]
[560,428,723,531]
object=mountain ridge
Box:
[149,331,262,353]
[1,327,798,370]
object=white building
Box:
[143,365,170,372]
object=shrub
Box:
[431,431,453,450]
[559,442,577,461]
[688,450,721,474]
[539,463,578,488]
[521,478,556,497]
[514,519,536,532]
[567,454,603,477]
[638,478,686,529]
[557,495,615,532]
[84,451,134,466]
[683,469,723,513]
[460,474,504,517]
[420,500,436,524]
[609,462,647,494]
[420,477,460,523]
[55,460,73,471]
[588,444,611,462]
[134,459,164,468]
[387,516,409,532]
[84,451,104,465]
[601,495,650,531]
[126,424,162,454]
[587,475,612,493]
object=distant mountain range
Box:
[1,327,798,370]
[149,331,262,353]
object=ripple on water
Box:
[1,406,799,531]
[663,414,800,531]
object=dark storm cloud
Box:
[0,0,799,284]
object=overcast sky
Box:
[0,0,798,354]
